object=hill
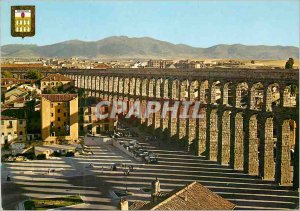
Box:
[2,36,298,59]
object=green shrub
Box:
[36,154,46,160]
[24,152,36,160]
[52,151,62,157]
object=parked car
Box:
[145,154,158,164]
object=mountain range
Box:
[2,36,299,60]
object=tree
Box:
[25,70,43,79]
[251,60,255,64]
[285,58,294,69]
[2,70,13,78]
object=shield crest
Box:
[11,5,35,38]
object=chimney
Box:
[119,198,128,210]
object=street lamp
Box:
[123,169,130,194]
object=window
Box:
[58,109,61,113]
[58,117,61,121]
[51,113,54,117]
[51,122,54,127]
[64,122,67,126]
[51,103,53,108]
[1,133,4,136]
[43,82,46,85]
[58,103,61,105]
[20,120,23,124]
[8,132,11,135]
[58,127,61,130]
[19,131,23,135]
[64,112,67,117]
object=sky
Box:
[1,0,299,47]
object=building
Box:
[4,87,28,103]
[1,115,26,146]
[1,78,18,95]
[147,59,173,68]
[80,97,117,135]
[41,94,78,144]
[126,180,236,210]
[40,73,74,91]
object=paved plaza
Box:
[1,131,299,210]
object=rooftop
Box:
[129,181,236,210]
[41,94,78,102]
[1,115,18,120]
[41,73,73,82]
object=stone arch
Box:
[248,114,259,175]
[221,110,231,165]
[85,76,90,90]
[235,82,248,108]
[136,78,141,96]
[262,117,276,180]
[156,78,163,98]
[211,81,221,104]
[104,76,109,92]
[118,77,124,94]
[266,83,280,111]
[198,108,207,156]
[149,78,155,98]
[199,80,209,104]
[99,76,104,91]
[209,109,218,161]
[234,112,244,170]
[124,78,130,94]
[180,79,189,101]
[223,82,234,106]
[109,76,114,92]
[172,79,180,100]
[113,77,119,93]
[250,82,264,110]
[163,79,169,99]
[95,76,100,91]
[283,84,298,107]
[129,77,136,95]
[277,119,294,185]
[141,78,148,97]
[189,80,199,101]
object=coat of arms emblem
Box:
[11,6,35,38]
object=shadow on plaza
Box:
[2,136,299,210]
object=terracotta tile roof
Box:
[1,63,44,68]
[129,201,150,210]
[131,181,236,210]
[1,78,18,85]
[1,78,37,85]
[1,115,18,120]
[41,73,73,82]
[41,94,78,102]
[2,97,26,107]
